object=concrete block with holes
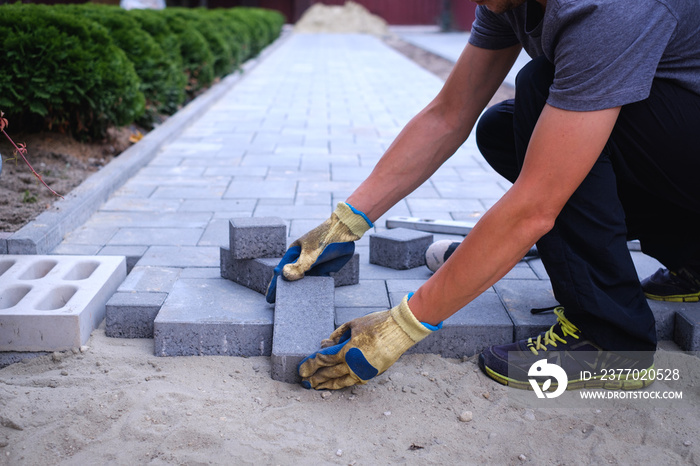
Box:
[0,255,126,351]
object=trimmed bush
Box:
[62,4,186,123]
[127,8,187,115]
[0,4,283,140]
[165,8,236,79]
[225,7,284,56]
[159,8,216,91]
[0,3,144,139]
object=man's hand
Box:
[298,296,440,390]
[265,202,372,303]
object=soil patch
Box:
[0,127,139,233]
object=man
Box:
[268,0,700,390]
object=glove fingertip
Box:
[282,263,304,281]
[300,379,312,390]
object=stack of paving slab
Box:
[101,216,700,385]
[154,217,513,383]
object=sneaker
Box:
[478,308,655,391]
[641,267,700,302]
[425,240,461,272]
[425,240,539,273]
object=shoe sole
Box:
[644,291,700,303]
[479,355,655,391]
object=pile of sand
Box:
[294,1,390,35]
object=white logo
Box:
[528,359,568,398]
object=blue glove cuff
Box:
[345,202,374,228]
[407,292,443,331]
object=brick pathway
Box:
[47,32,694,367]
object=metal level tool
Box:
[385,216,477,236]
[386,216,641,255]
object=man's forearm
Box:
[409,105,621,326]
[346,44,523,222]
[347,102,475,222]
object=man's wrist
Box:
[334,202,373,236]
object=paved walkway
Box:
[50,32,685,358]
[397,31,531,88]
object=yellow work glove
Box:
[266,202,372,303]
[298,295,442,390]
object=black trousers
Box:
[476,56,700,352]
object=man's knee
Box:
[514,55,555,98]
[476,100,519,182]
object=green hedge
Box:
[0,3,144,139]
[0,3,284,140]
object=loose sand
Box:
[1,325,698,464]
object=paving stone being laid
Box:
[673,306,700,351]
[228,217,287,259]
[271,276,335,384]
[0,255,126,351]
[336,289,512,359]
[220,248,359,295]
[154,278,274,357]
[105,292,168,338]
[220,248,278,295]
[369,228,434,270]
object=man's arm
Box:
[347,43,522,222]
[410,104,622,325]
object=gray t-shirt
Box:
[469,0,700,111]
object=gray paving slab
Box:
[154,278,273,356]
[107,227,203,247]
[117,266,182,293]
[369,228,433,270]
[0,232,10,254]
[220,248,278,295]
[674,306,700,351]
[228,217,287,260]
[105,291,167,338]
[271,277,335,383]
[493,279,559,341]
[137,246,219,268]
[410,291,513,358]
[98,245,148,273]
[334,280,390,309]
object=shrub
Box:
[202,9,251,70]
[0,3,144,139]
[61,3,185,123]
[224,7,284,56]
[0,4,283,140]
[127,8,187,115]
[159,8,216,91]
